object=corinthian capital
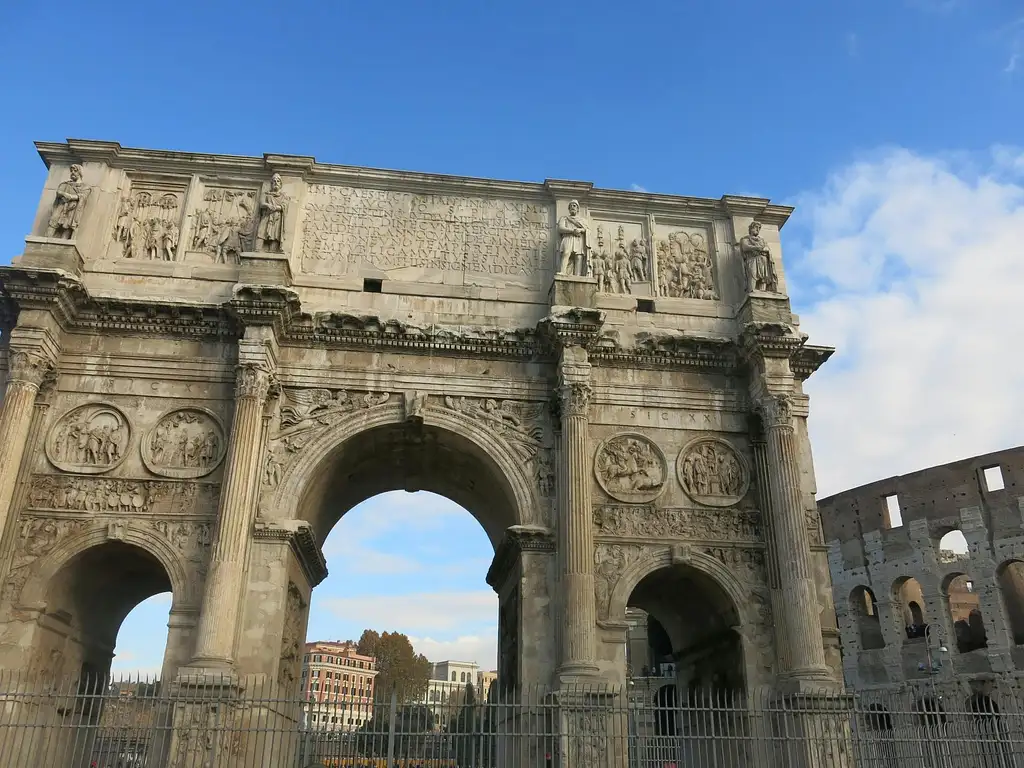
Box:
[757,392,794,430]
[235,363,274,401]
[559,381,592,418]
[7,349,55,388]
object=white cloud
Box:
[790,147,1024,497]
[320,591,497,635]
[409,634,498,669]
[630,183,647,193]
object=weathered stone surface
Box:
[0,140,837,715]
[821,446,1024,693]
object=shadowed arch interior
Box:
[627,563,744,693]
[296,421,521,548]
[36,541,173,679]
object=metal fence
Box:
[1,671,1023,767]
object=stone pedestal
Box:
[17,236,84,276]
[770,692,855,768]
[239,251,292,285]
[549,274,597,309]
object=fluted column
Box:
[758,393,831,681]
[557,346,599,678]
[0,349,54,546]
[190,362,273,669]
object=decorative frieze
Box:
[594,543,644,619]
[26,474,216,516]
[593,504,761,541]
[46,402,132,474]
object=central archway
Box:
[251,404,554,698]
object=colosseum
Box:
[819,445,1024,693]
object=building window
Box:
[451,672,457,681]
[461,672,467,683]
[314,655,322,662]
[313,684,319,691]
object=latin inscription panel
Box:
[300,185,553,287]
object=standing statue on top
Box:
[739,220,778,293]
[45,164,90,240]
[557,199,591,276]
[255,173,287,253]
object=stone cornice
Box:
[228,284,301,334]
[0,267,87,330]
[485,525,555,590]
[538,307,606,352]
[253,519,328,588]
[590,330,738,373]
[284,312,543,360]
[35,139,791,218]
[792,344,835,381]
[739,321,809,361]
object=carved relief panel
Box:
[188,183,259,263]
[676,437,750,507]
[299,185,552,288]
[593,433,667,503]
[110,176,188,261]
[141,408,226,479]
[653,223,719,301]
[46,403,131,474]
[587,218,651,296]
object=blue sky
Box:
[1,1,1022,675]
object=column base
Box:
[177,658,236,682]
[775,673,842,695]
[556,662,603,688]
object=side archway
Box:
[608,547,755,692]
[8,522,189,684]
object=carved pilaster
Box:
[755,391,831,683]
[556,346,599,679]
[0,346,57,559]
[189,335,278,671]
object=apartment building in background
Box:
[301,641,378,730]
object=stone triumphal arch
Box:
[0,139,839,761]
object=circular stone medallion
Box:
[676,437,750,508]
[141,407,226,479]
[46,403,132,475]
[594,432,667,503]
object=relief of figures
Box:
[191,188,257,262]
[45,164,90,240]
[143,409,225,479]
[557,199,591,276]
[255,173,287,253]
[677,438,749,507]
[113,190,183,261]
[656,230,717,300]
[46,404,131,474]
[27,474,202,515]
[594,433,667,503]
[738,220,778,293]
[589,225,648,295]
[441,396,546,463]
